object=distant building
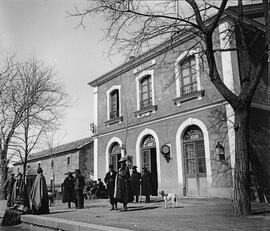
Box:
[89,3,269,198]
[13,137,94,194]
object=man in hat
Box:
[30,167,50,214]
[62,172,75,208]
[74,169,85,209]
[3,173,16,207]
[131,166,141,203]
[104,165,117,210]
[141,167,152,203]
[114,157,133,211]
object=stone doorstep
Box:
[0,212,132,231]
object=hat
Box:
[109,164,114,169]
[119,157,127,163]
[37,167,43,174]
[10,173,15,176]
[132,166,137,170]
[142,167,147,171]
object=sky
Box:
[0,0,124,146]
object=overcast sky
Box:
[0,0,124,146]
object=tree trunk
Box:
[232,106,251,216]
[0,150,8,200]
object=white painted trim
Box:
[93,87,98,126]
[93,138,98,181]
[135,128,161,190]
[106,85,122,120]
[98,101,226,138]
[175,50,202,102]
[225,104,235,182]
[219,22,235,93]
[135,69,155,111]
[176,118,212,195]
[105,137,123,172]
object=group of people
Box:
[1,158,153,226]
[104,157,152,211]
[62,169,86,209]
[85,178,107,200]
[1,167,49,226]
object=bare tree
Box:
[71,0,268,215]
[0,56,68,199]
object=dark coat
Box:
[142,170,152,196]
[30,173,50,215]
[131,171,141,196]
[114,165,133,204]
[104,171,117,198]
[75,174,85,191]
[11,179,29,209]
[62,176,75,203]
[3,177,15,194]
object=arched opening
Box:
[109,142,121,172]
[141,135,158,196]
[183,125,207,196]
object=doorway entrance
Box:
[183,125,207,196]
[109,142,121,172]
[141,135,158,196]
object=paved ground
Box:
[0,218,53,231]
[1,198,270,231]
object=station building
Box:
[89,4,269,198]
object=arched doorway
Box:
[141,135,158,196]
[183,125,207,196]
[109,142,121,172]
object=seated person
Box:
[96,178,107,199]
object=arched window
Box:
[140,75,152,108]
[141,135,156,171]
[109,142,121,171]
[110,89,119,119]
[183,125,206,176]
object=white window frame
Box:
[175,50,202,99]
[136,69,155,111]
[106,85,122,120]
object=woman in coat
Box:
[114,157,133,211]
[104,165,117,210]
[62,172,75,208]
[141,167,152,203]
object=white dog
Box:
[159,190,178,208]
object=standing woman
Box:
[30,167,50,214]
[141,167,152,203]
[104,165,117,210]
[62,172,75,208]
[131,166,141,203]
[1,173,30,226]
[11,173,30,208]
[114,157,133,211]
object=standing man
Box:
[30,168,50,214]
[3,173,15,207]
[74,169,85,209]
[114,157,133,211]
[104,165,117,210]
[63,172,75,208]
[131,166,141,203]
[141,167,152,203]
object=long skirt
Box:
[32,199,50,215]
[1,208,23,226]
